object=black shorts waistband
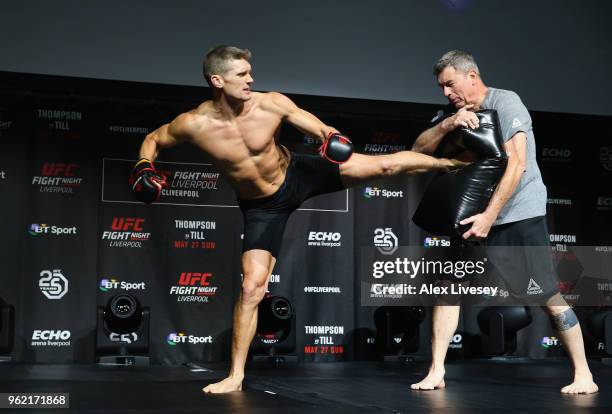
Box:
[237,155,295,210]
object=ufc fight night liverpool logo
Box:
[101,217,150,248]
[31,162,84,194]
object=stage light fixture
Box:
[251,295,296,362]
[96,293,150,366]
[374,306,426,361]
[477,306,532,356]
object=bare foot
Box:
[202,376,243,394]
[561,376,598,394]
[411,370,446,390]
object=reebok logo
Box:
[527,278,543,295]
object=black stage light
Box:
[105,294,142,334]
[251,295,296,363]
[0,297,15,362]
[374,306,426,362]
[586,307,612,358]
[477,306,532,356]
[96,294,150,366]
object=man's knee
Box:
[240,275,267,306]
[377,157,401,176]
[544,292,566,307]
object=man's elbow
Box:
[143,132,158,148]
[146,124,170,146]
[507,156,526,178]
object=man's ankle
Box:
[228,372,245,381]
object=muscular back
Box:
[175,92,291,200]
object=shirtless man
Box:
[132,45,462,394]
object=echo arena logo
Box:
[363,187,404,199]
[39,269,69,299]
[173,219,216,249]
[374,228,398,255]
[99,278,146,292]
[31,330,71,347]
[449,333,463,349]
[166,332,213,346]
[307,231,342,247]
[597,197,612,211]
[541,147,572,163]
[31,162,83,194]
[169,272,219,303]
[101,217,150,248]
[28,223,77,237]
[600,146,612,171]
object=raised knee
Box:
[240,276,267,306]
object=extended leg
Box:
[339,151,464,187]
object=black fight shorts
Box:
[485,215,560,303]
[238,153,345,258]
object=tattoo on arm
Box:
[550,308,579,331]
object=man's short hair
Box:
[203,45,252,86]
[433,50,480,77]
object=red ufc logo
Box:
[41,163,77,176]
[111,217,144,231]
[178,272,212,286]
[372,132,401,144]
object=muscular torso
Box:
[182,93,290,200]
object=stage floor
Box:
[0,359,609,413]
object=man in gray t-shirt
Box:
[410,50,597,394]
[480,87,547,225]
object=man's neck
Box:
[470,85,489,110]
[212,94,248,119]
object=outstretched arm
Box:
[132,114,192,204]
[139,114,191,160]
[264,92,337,143]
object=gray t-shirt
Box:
[479,87,547,225]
